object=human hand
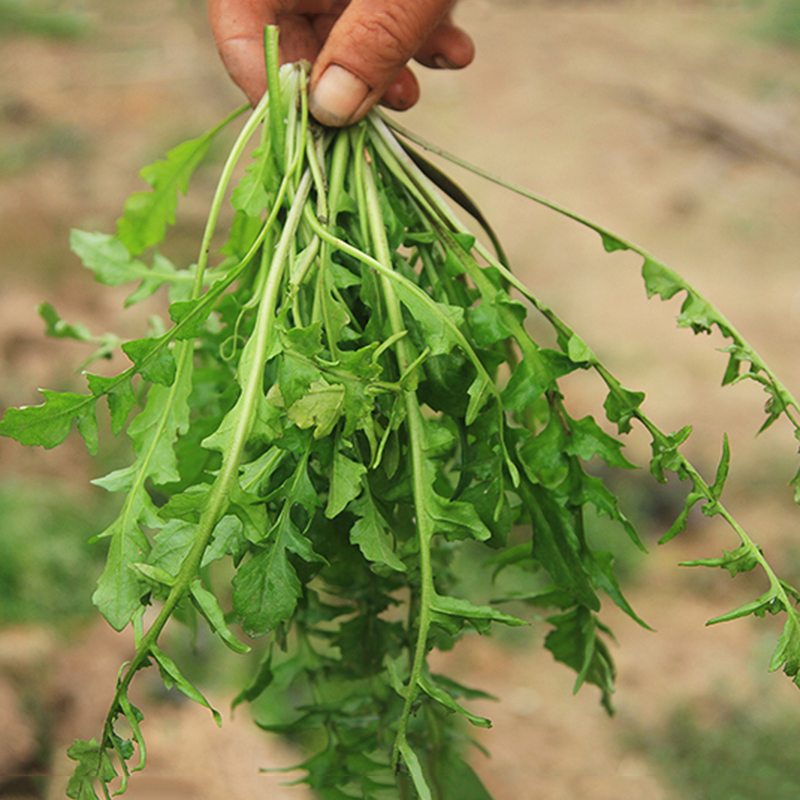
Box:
[207,0,474,126]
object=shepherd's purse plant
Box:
[2,31,799,800]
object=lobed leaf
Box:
[430,594,526,628]
[86,373,136,436]
[417,674,491,728]
[116,127,222,255]
[705,588,782,625]
[348,492,406,572]
[91,511,152,631]
[190,579,251,654]
[0,389,98,453]
[150,645,222,725]
[39,301,94,342]
[770,611,800,679]
[232,518,309,637]
[122,338,176,386]
[544,606,616,714]
[603,382,645,435]
[680,543,760,577]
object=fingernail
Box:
[432,54,457,70]
[310,64,370,126]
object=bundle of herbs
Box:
[3,31,800,800]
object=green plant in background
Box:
[0,485,106,625]
[755,0,800,47]
[639,701,800,800]
[2,29,800,800]
[0,0,89,39]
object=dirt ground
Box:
[2,0,800,798]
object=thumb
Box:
[308,0,455,126]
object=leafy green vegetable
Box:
[3,30,800,800]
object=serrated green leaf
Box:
[393,281,464,356]
[281,321,325,358]
[417,673,491,727]
[600,233,628,253]
[278,350,322,408]
[190,579,251,654]
[706,589,781,625]
[465,371,493,426]
[91,359,192,630]
[642,257,683,301]
[603,383,645,435]
[711,433,731,500]
[348,492,406,572]
[148,518,196,578]
[220,210,264,260]
[518,416,569,487]
[122,370,192,488]
[677,291,715,334]
[585,550,652,630]
[92,514,151,631]
[510,586,576,610]
[116,127,221,255]
[122,337,176,386]
[544,606,615,714]
[680,543,760,576]
[650,425,693,484]
[428,485,491,542]
[287,377,345,439]
[232,454,323,636]
[231,144,272,215]
[566,334,595,365]
[202,515,247,566]
[427,746,494,800]
[326,447,367,519]
[518,477,600,611]
[430,594,526,627]
[71,229,146,284]
[397,739,433,800]
[770,612,800,677]
[658,489,703,545]
[204,390,282,454]
[86,373,136,436]
[572,470,646,552]
[131,562,177,589]
[233,540,303,637]
[168,297,212,340]
[466,293,525,348]
[565,415,637,469]
[232,648,274,710]
[67,738,116,800]
[150,645,222,725]
[0,389,96,450]
[502,351,569,413]
[39,301,94,341]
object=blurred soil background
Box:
[3,0,800,797]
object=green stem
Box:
[194,97,271,292]
[381,111,800,671]
[98,171,313,779]
[301,207,502,413]
[360,152,435,774]
[264,25,285,174]
[381,114,800,435]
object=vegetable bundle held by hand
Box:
[4,29,800,800]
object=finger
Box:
[413,16,474,70]
[308,0,456,126]
[208,0,322,104]
[380,67,419,111]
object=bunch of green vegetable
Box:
[2,31,799,800]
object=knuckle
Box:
[349,6,422,66]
